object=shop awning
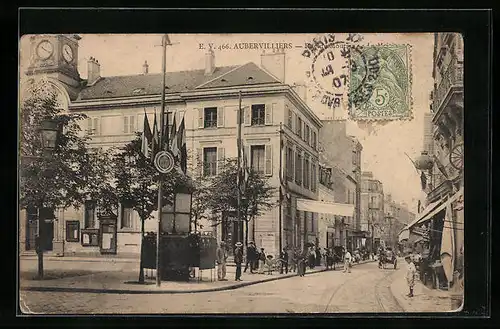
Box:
[415,188,464,229]
[296,199,354,217]
[406,187,464,231]
[403,199,443,231]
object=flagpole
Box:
[156,34,168,287]
[237,91,242,246]
[278,122,283,260]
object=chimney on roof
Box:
[261,49,285,83]
[87,57,101,85]
[142,60,149,74]
[292,82,307,103]
[205,48,215,76]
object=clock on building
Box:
[26,34,82,101]
[36,40,54,59]
[62,44,74,63]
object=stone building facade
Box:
[19,34,321,258]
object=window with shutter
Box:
[287,106,293,128]
[286,145,294,181]
[244,145,250,169]
[196,148,203,177]
[197,108,204,129]
[217,147,225,174]
[244,106,251,126]
[123,116,129,133]
[84,200,96,228]
[217,107,224,127]
[121,203,133,229]
[251,104,265,126]
[265,144,272,176]
[203,147,217,177]
[130,115,135,133]
[295,150,302,185]
[87,118,92,135]
[251,145,265,174]
[204,107,217,128]
[304,156,310,189]
[297,117,302,137]
[264,103,274,125]
[93,118,100,135]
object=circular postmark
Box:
[302,33,366,114]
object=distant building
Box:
[360,171,384,251]
[318,120,363,250]
[317,163,357,251]
[383,194,416,249]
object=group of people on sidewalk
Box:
[216,241,361,282]
[216,241,274,282]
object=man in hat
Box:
[258,248,266,274]
[405,255,417,297]
[234,242,244,281]
[216,241,228,281]
[343,249,352,273]
[244,241,257,274]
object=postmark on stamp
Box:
[347,43,413,121]
[302,33,365,113]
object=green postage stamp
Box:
[348,44,412,121]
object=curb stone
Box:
[21,260,376,295]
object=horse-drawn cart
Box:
[378,248,397,269]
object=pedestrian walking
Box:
[280,248,288,274]
[234,242,243,281]
[216,241,228,281]
[308,246,316,269]
[405,255,417,297]
[324,248,332,270]
[244,241,257,274]
[288,248,296,273]
[315,247,322,266]
[258,248,266,274]
[343,249,352,273]
[297,249,306,277]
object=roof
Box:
[77,62,280,100]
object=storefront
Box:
[297,199,355,251]
[402,188,463,291]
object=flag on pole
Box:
[238,139,250,194]
[151,110,159,161]
[141,111,152,159]
[162,110,173,151]
[170,114,178,156]
[177,117,187,174]
[279,127,290,202]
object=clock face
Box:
[62,44,74,63]
[36,40,54,60]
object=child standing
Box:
[405,255,417,297]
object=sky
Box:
[19,33,434,213]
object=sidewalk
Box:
[390,272,459,312]
[21,259,375,294]
[20,254,139,263]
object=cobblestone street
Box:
[19,261,427,314]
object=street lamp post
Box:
[22,118,61,280]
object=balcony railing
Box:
[433,56,464,117]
